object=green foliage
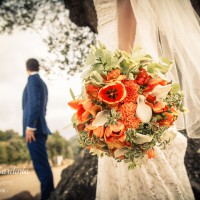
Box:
[165,92,184,111]
[0,129,18,141]
[0,144,8,164]
[69,135,82,159]
[105,109,121,126]
[0,132,30,164]
[0,129,73,164]
[0,0,44,33]
[47,131,73,162]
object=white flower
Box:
[92,110,109,127]
[89,147,103,157]
[114,149,127,158]
[136,95,152,123]
[161,127,177,142]
[150,84,171,100]
[135,133,153,144]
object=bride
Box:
[93,0,200,199]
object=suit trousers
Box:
[27,134,54,200]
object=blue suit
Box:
[22,74,54,200]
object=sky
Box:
[0,30,82,139]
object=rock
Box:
[191,0,200,16]
[184,132,200,200]
[49,150,98,200]
[63,0,97,33]
[5,191,35,200]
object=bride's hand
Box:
[117,0,136,53]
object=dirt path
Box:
[0,164,69,200]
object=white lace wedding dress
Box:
[93,0,200,199]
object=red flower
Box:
[135,68,152,85]
[98,81,126,105]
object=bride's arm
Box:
[117,0,136,53]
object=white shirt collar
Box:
[29,72,39,76]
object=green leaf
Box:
[161,57,173,66]
[69,88,75,100]
[86,50,96,65]
[71,113,78,125]
[171,84,180,93]
[90,71,104,83]
[90,63,104,74]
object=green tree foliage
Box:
[0,0,96,76]
[0,129,18,141]
[47,131,73,162]
[69,135,81,159]
[0,129,73,164]
[0,143,8,163]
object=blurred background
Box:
[0,0,199,200]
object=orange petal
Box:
[110,121,124,132]
[159,112,174,127]
[90,105,102,117]
[153,101,168,113]
[107,142,115,149]
[77,107,85,121]
[147,77,168,86]
[116,75,127,81]
[68,99,83,110]
[146,94,156,104]
[170,107,178,116]
[93,126,104,138]
[118,133,126,142]
[81,99,94,111]
[81,111,92,122]
[146,148,156,159]
[105,126,112,137]
[77,124,85,132]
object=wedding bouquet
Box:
[68,43,185,168]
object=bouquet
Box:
[68,43,185,169]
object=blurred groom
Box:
[22,58,54,200]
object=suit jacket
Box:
[22,74,51,137]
